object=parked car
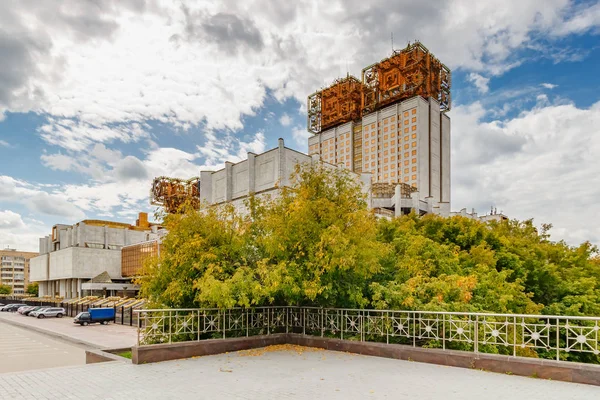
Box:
[17,306,34,314]
[21,306,45,316]
[74,308,115,326]
[30,307,65,319]
[1,304,27,312]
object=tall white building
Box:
[308,96,450,216]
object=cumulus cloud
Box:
[468,73,491,93]
[541,83,558,89]
[279,113,292,126]
[0,210,25,230]
[0,140,9,147]
[27,192,85,220]
[452,100,600,245]
[114,156,149,182]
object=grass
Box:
[118,351,132,359]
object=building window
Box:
[404,168,409,174]
[412,109,417,115]
[412,174,417,180]
[404,128,409,133]
[412,117,417,123]
[412,150,417,156]
[412,125,417,131]
[404,160,409,166]
[411,142,417,148]
[404,176,409,182]
[404,152,409,158]
[412,133,417,139]
[371,139,375,144]
[412,158,416,164]
[404,144,409,149]
[404,111,409,117]
[371,123,375,129]
[404,135,409,141]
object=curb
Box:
[0,314,103,349]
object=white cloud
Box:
[452,100,600,245]
[292,126,311,150]
[0,210,25,230]
[541,83,558,89]
[0,140,9,147]
[468,73,491,93]
[279,113,292,126]
[1,0,598,142]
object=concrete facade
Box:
[309,96,451,217]
[30,213,161,298]
[0,249,38,294]
[199,138,373,215]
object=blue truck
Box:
[73,308,115,326]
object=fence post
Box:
[556,318,560,361]
[168,310,172,344]
[474,315,479,353]
[223,310,226,339]
[130,307,133,327]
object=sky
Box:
[0,0,599,252]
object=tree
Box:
[0,284,11,295]
[26,282,39,296]
[140,163,387,309]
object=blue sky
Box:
[1,0,599,251]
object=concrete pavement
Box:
[0,322,86,373]
[0,311,136,349]
[1,345,599,399]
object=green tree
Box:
[0,284,11,295]
[26,282,39,296]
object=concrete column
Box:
[394,185,402,217]
[103,225,108,249]
[278,138,287,187]
[225,162,234,201]
[248,152,256,194]
[78,222,85,247]
[200,171,213,204]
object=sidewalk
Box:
[1,346,599,399]
[0,311,137,349]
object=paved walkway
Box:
[0,311,136,349]
[0,321,86,373]
[1,345,599,399]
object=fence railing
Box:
[6,299,142,326]
[135,307,600,364]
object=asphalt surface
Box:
[0,319,86,373]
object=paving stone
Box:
[1,347,600,399]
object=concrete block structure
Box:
[30,213,162,298]
[199,138,373,215]
[0,248,38,294]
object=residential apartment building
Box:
[0,248,38,294]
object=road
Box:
[0,320,86,373]
[0,310,137,349]
[1,345,600,399]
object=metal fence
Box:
[135,307,600,363]
[5,299,142,326]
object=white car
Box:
[30,307,65,319]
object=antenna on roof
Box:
[391,32,394,52]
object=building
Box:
[0,248,38,294]
[450,208,509,223]
[121,239,162,279]
[198,138,372,214]
[307,41,451,217]
[30,212,163,298]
